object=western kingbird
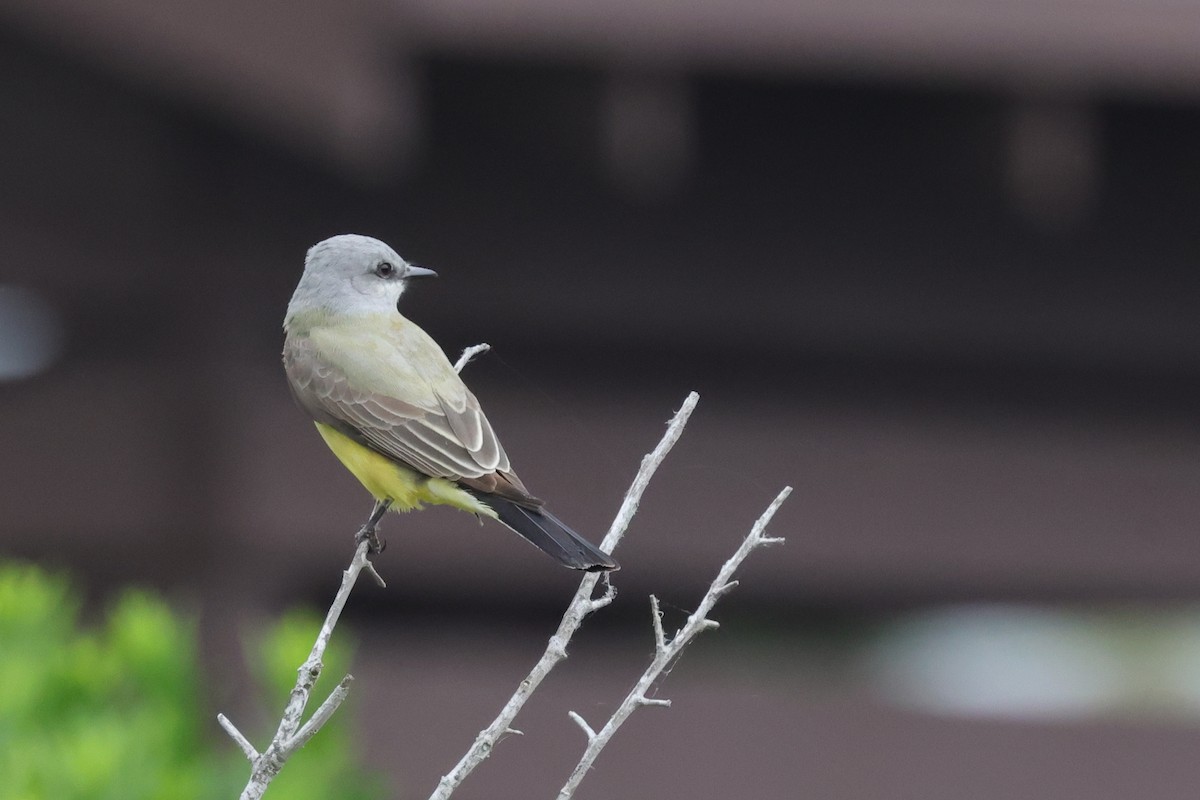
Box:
[282,234,618,572]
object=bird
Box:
[281,234,618,572]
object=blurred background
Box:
[3,0,1200,797]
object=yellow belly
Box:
[314,422,494,516]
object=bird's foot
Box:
[355,499,393,554]
[355,524,387,554]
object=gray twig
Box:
[428,392,701,800]
[557,486,792,799]
[452,343,491,373]
[219,540,381,800]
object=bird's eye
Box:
[374,261,396,278]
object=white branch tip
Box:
[714,580,739,597]
[587,593,614,613]
[363,559,387,587]
[568,711,597,741]
[453,343,491,373]
[638,696,672,708]
[754,487,792,530]
[289,675,355,753]
[217,713,259,761]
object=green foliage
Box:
[0,562,385,800]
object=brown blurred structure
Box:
[3,1,1200,797]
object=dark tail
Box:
[473,494,619,572]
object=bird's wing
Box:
[283,328,535,505]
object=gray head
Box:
[285,234,436,323]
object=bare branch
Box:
[586,582,616,613]
[453,343,491,373]
[598,392,700,555]
[428,392,701,800]
[217,714,259,761]
[568,711,596,741]
[556,486,792,799]
[286,675,355,755]
[713,580,739,598]
[637,696,671,708]
[649,595,667,654]
[220,540,382,800]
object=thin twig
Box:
[453,343,491,372]
[217,713,259,761]
[650,595,666,653]
[219,540,381,800]
[289,675,355,751]
[428,392,701,800]
[557,486,792,799]
[567,711,597,740]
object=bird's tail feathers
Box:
[472,493,619,572]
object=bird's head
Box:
[286,234,437,324]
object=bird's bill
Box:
[406,265,438,279]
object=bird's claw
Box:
[355,525,387,554]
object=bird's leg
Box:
[355,499,392,553]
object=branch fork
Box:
[219,540,382,800]
[555,486,791,799]
[428,392,701,800]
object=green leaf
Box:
[0,561,386,800]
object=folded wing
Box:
[283,334,538,506]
